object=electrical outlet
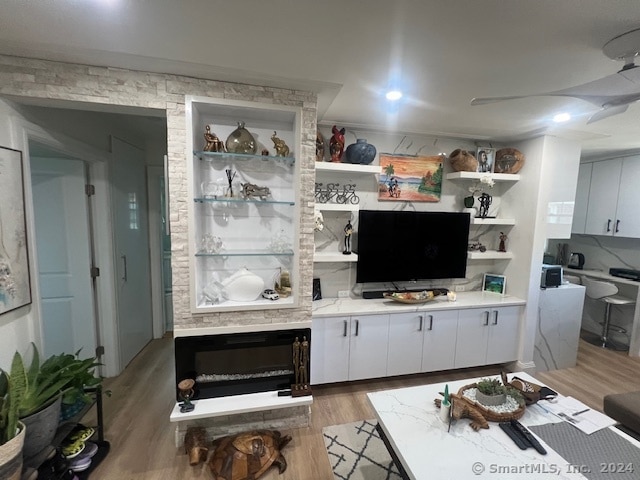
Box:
[338,290,350,298]
[454,285,466,292]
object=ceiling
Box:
[2,0,640,159]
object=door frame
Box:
[21,124,121,375]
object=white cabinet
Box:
[583,156,640,238]
[186,96,302,313]
[387,310,458,376]
[571,162,592,234]
[310,314,389,384]
[454,306,520,368]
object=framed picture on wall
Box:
[482,273,506,295]
[476,147,496,173]
[0,146,32,315]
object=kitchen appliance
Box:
[541,265,563,288]
[609,268,640,281]
[567,253,585,270]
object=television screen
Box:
[355,210,470,284]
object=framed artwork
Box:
[0,146,32,315]
[482,273,506,295]
[476,147,496,173]
[378,154,444,202]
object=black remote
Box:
[510,420,547,455]
[277,390,292,396]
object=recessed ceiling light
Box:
[553,112,571,123]
[386,90,403,101]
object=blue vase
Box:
[344,139,376,164]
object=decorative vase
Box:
[21,396,62,460]
[344,139,377,164]
[221,267,264,302]
[225,121,257,155]
[463,195,475,208]
[0,422,25,480]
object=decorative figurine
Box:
[316,130,325,162]
[261,148,270,156]
[203,125,225,152]
[225,169,236,197]
[241,182,271,200]
[225,121,257,154]
[291,336,311,397]
[477,192,492,218]
[178,378,196,413]
[293,337,301,386]
[498,232,508,252]
[271,131,290,157]
[329,125,346,162]
[343,220,353,255]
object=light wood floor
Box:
[86,337,640,479]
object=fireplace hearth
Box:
[175,328,311,401]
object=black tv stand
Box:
[363,288,449,299]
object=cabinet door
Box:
[485,306,520,364]
[614,156,640,238]
[584,159,622,236]
[387,312,425,376]
[348,314,389,381]
[310,316,350,385]
[454,309,491,368]
[421,310,458,372]
[571,162,592,235]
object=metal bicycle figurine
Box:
[315,182,341,203]
[335,183,360,205]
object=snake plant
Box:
[0,351,27,445]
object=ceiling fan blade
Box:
[587,104,629,124]
[470,95,535,106]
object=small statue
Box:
[293,337,301,386]
[271,131,290,157]
[477,193,492,218]
[178,378,196,413]
[329,125,346,162]
[316,130,325,162]
[299,336,309,387]
[343,220,353,255]
[203,125,225,152]
[498,232,507,252]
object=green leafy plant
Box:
[476,377,525,406]
[0,351,27,445]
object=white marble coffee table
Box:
[367,373,625,480]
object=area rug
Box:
[322,419,402,480]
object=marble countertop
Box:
[565,268,640,287]
[312,291,525,317]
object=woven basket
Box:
[0,422,25,480]
[457,383,526,422]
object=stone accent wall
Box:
[0,54,317,331]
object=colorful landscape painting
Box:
[378,154,443,202]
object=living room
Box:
[1,2,640,479]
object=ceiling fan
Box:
[470,28,640,124]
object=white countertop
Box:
[312,291,526,317]
[565,268,640,287]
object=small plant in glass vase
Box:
[463,175,494,216]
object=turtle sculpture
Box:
[208,429,292,480]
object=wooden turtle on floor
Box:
[208,429,292,480]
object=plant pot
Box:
[475,390,506,407]
[21,396,62,460]
[0,422,26,480]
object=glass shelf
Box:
[196,249,294,257]
[194,197,295,206]
[195,150,295,165]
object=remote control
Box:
[510,420,547,455]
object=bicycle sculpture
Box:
[314,182,359,204]
[314,182,340,203]
[336,184,360,205]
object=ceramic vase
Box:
[225,121,257,154]
[344,139,376,164]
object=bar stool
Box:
[580,276,635,351]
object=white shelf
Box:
[446,172,521,182]
[314,252,358,263]
[170,391,313,422]
[468,251,514,260]
[470,217,516,225]
[315,162,380,174]
[315,203,359,212]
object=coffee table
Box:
[367,372,639,480]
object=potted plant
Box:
[475,378,525,407]
[0,353,27,480]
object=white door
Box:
[110,137,153,368]
[31,156,97,358]
[614,156,640,238]
[387,312,425,376]
[310,316,350,384]
[348,314,389,381]
[421,310,458,372]
[454,309,491,368]
[584,159,622,236]
[486,307,520,364]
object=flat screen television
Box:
[355,210,470,284]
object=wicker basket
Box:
[457,383,526,422]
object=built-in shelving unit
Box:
[314,251,358,263]
[470,217,516,225]
[468,251,514,260]
[315,162,381,174]
[315,203,359,212]
[445,171,521,182]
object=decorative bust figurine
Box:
[329,125,345,162]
